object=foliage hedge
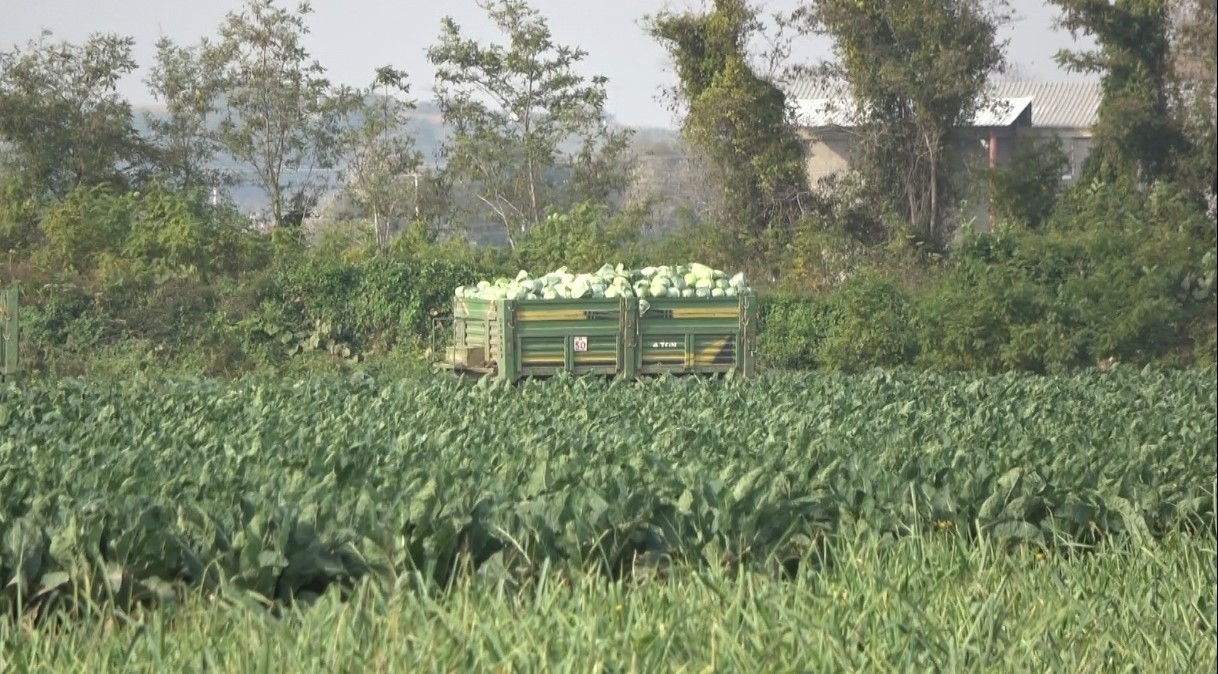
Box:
[756,181,1216,372]
[7,178,1216,377]
[16,252,487,377]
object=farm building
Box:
[787,79,1102,228]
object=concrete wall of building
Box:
[799,128,854,189]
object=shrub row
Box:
[17,253,487,377]
[12,181,1216,377]
[758,223,1216,373]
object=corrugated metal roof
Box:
[785,79,1101,129]
[784,78,848,101]
[794,96,1032,128]
[793,97,856,127]
[972,96,1033,127]
[987,80,1101,128]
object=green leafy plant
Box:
[3,368,1210,620]
[815,274,919,371]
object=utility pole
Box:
[406,171,421,218]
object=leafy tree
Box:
[1170,0,1217,91]
[0,31,149,198]
[988,136,1070,229]
[122,182,229,278]
[514,201,643,272]
[646,0,810,280]
[208,0,355,227]
[426,0,631,249]
[920,180,1215,372]
[343,67,424,251]
[816,274,919,371]
[790,0,1011,250]
[32,180,246,279]
[1168,0,1216,197]
[0,165,42,253]
[1050,0,1190,186]
[36,184,132,273]
[143,36,226,193]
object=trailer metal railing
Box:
[0,285,18,381]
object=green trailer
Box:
[437,292,758,381]
[1,285,18,381]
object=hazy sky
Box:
[2,0,1097,128]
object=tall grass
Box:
[3,532,1213,674]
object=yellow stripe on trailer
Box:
[516,309,589,321]
[575,355,617,366]
[522,355,566,365]
[670,308,739,319]
[522,353,617,366]
[694,336,732,366]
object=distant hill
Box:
[133,98,683,214]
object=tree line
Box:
[1,0,1214,378]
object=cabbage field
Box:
[1,369,1215,672]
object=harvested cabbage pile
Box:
[455,263,750,301]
